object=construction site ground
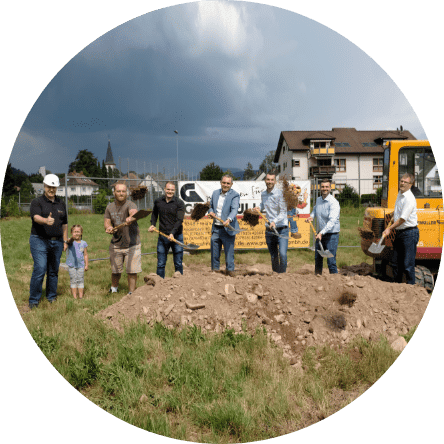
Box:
[97,262,430,365]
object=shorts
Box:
[109,243,142,274]
[68,267,85,288]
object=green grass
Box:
[1,211,398,442]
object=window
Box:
[335,183,345,192]
[334,159,346,172]
[373,158,383,172]
[363,142,378,147]
[293,160,300,167]
[373,175,382,189]
[335,142,350,147]
[314,141,326,148]
[82,187,86,192]
[70,187,75,192]
[398,146,442,197]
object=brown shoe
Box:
[291,233,302,239]
[227,270,236,277]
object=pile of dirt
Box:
[96,263,430,364]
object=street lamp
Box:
[174,130,179,180]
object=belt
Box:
[49,236,62,241]
[396,226,418,233]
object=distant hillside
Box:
[220,167,259,180]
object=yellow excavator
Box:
[362,140,442,292]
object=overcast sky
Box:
[7,0,426,177]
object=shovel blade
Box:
[133,209,152,220]
[317,249,334,258]
[184,244,200,250]
[368,243,385,254]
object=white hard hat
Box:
[43,174,60,187]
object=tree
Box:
[199,162,224,181]
[259,150,277,174]
[101,160,107,178]
[336,184,360,208]
[2,163,16,198]
[2,163,34,201]
[92,189,109,214]
[243,162,255,180]
[28,172,44,183]
[69,150,101,177]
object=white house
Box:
[140,174,163,192]
[56,171,100,197]
[274,127,417,195]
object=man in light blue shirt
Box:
[254,173,289,273]
[306,179,340,275]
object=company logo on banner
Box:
[178,181,311,250]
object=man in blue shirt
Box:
[306,179,340,275]
[254,173,289,273]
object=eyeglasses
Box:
[399,180,411,184]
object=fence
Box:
[310,177,381,209]
[15,175,380,215]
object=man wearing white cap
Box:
[29,174,68,309]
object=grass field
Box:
[1,211,404,442]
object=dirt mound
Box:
[96,263,430,362]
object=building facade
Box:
[274,127,417,195]
[56,171,100,197]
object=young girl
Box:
[66,224,89,299]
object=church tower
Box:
[104,139,116,171]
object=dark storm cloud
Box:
[9,1,425,175]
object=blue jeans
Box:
[392,227,419,284]
[265,226,289,273]
[287,209,298,233]
[29,235,64,307]
[315,232,339,275]
[156,233,184,279]
[211,226,235,271]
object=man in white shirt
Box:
[208,175,240,276]
[306,179,340,275]
[382,173,419,284]
[254,173,289,273]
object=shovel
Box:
[111,209,152,233]
[368,220,393,255]
[212,215,246,234]
[308,220,334,258]
[152,228,200,250]
[254,209,290,240]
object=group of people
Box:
[28,172,419,309]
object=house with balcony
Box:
[274,127,417,195]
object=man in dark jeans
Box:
[29,174,68,309]
[383,173,419,284]
[306,179,340,275]
[254,173,289,273]
[149,182,185,278]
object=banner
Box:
[178,180,311,250]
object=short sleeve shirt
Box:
[104,201,140,248]
[394,189,417,230]
[66,240,88,268]
[30,195,68,238]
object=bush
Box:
[336,184,360,208]
[5,196,22,217]
[1,197,7,218]
[92,190,109,214]
[361,187,383,206]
